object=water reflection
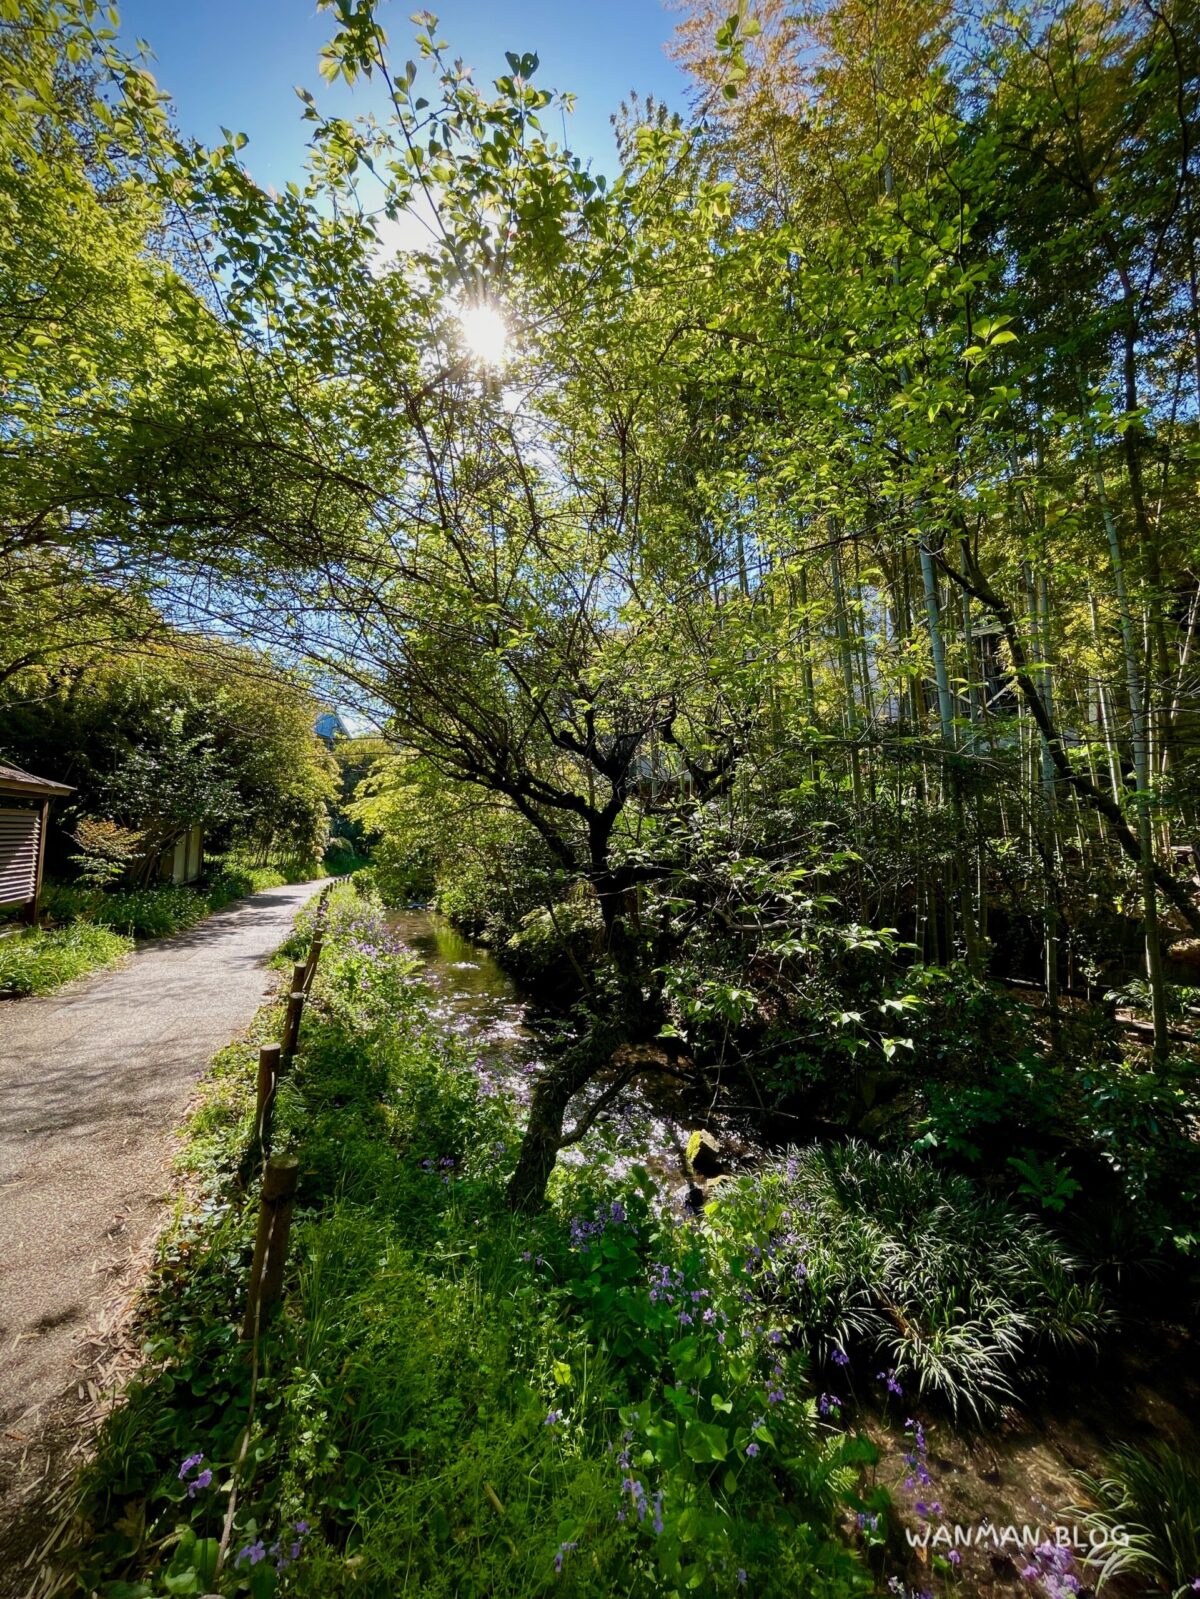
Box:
[385,907,759,1203]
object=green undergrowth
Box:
[0,920,132,996]
[61,882,1116,1598]
[1,870,305,998]
[39,858,325,946]
[64,883,882,1599]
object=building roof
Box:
[0,762,75,799]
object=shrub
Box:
[0,922,131,996]
[503,894,602,994]
[707,1141,1110,1419]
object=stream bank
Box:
[386,906,761,1203]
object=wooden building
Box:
[0,763,74,923]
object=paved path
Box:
[0,881,324,1439]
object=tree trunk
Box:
[506,968,638,1211]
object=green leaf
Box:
[683,1420,728,1462]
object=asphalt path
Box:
[0,880,323,1434]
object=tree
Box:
[0,634,338,874]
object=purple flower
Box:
[832,1346,850,1366]
[737,1572,748,1587]
[878,1369,903,1396]
[178,1452,204,1480]
[545,1409,562,1427]
[554,1539,578,1572]
[652,1492,664,1536]
[237,1540,267,1566]
[187,1468,212,1497]
[947,1550,961,1566]
[746,1441,760,1457]
[295,1520,309,1535]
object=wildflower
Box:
[745,1441,760,1457]
[295,1520,309,1534]
[737,1572,748,1588]
[652,1491,664,1536]
[947,1550,961,1566]
[767,1386,785,1405]
[905,1419,927,1454]
[237,1540,267,1566]
[554,1539,578,1573]
[817,1393,842,1416]
[178,1452,204,1480]
[832,1346,850,1366]
[623,1478,648,1521]
[545,1409,562,1427]
[877,1369,903,1396]
[187,1468,212,1497]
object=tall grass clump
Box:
[1072,1443,1200,1595]
[708,1141,1110,1419]
[0,922,131,995]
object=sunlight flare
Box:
[458,300,508,367]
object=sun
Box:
[459,300,508,367]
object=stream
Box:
[386,907,764,1203]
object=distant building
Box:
[315,710,352,745]
[158,824,204,886]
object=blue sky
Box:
[118,0,692,186]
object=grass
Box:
[1072,1442,1200,1595]
[707,1141,1111,1420]
[61,883,881,1599]
[2,862,330,1000]
[0,921,132,996]
[34,856,331,952]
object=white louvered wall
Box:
[0,807,40,906]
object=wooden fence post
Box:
[303,935,323,990]
[241,1156,299,1339]
[254,1042,282,1155]
[280,966,307,1062]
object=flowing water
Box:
[386,907,763,1202]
